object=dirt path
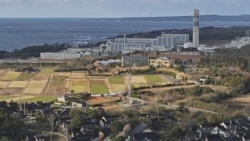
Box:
[139,84,229,93]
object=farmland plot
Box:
[0,81,10,88]
[8,81,28,88]
[144,74,169,85]
[130,75,148,88]
[71,72,87,79]
[90,80,109,95]
[17,73,36,81]
[108,76,126,92]
[23,80,48,94]
[71,81,89,93]
[0,71,21,81]
[34,68,54,80]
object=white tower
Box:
[193,9,199,48]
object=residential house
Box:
[58,95,69,103]
[71,101,88,109]
[130,122,161,141]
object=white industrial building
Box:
[226,37,250,49]
[40,48,89,60]
[100,34,189,53]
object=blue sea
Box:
[0,18,250,50]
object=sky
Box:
[0,0,250,18]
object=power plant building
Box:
[100,34,189,53]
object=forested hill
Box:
[115,26,249,41]
[0,43,70,59]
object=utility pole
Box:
[48,114,55,141]
[66,124,69,141]
[127,73,131,98]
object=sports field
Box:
[90,80,109,95]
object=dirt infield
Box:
[0,81,10,88]
[8,81,28,88]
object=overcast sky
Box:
[0,0,249,18]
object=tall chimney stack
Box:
[193,9,199,48]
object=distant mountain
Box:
[113,15,250,22]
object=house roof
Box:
[224,135,242,141]
[133,132,161,140]
[132,122,148,134]
[205,134,223,141]
[160,57,170,61]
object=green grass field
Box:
[144,75,165,82]
[108,76,125,84]
[90,80,109,95]
[17,73,36,81]
[71,81,89,93]
[21,95,57,103]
